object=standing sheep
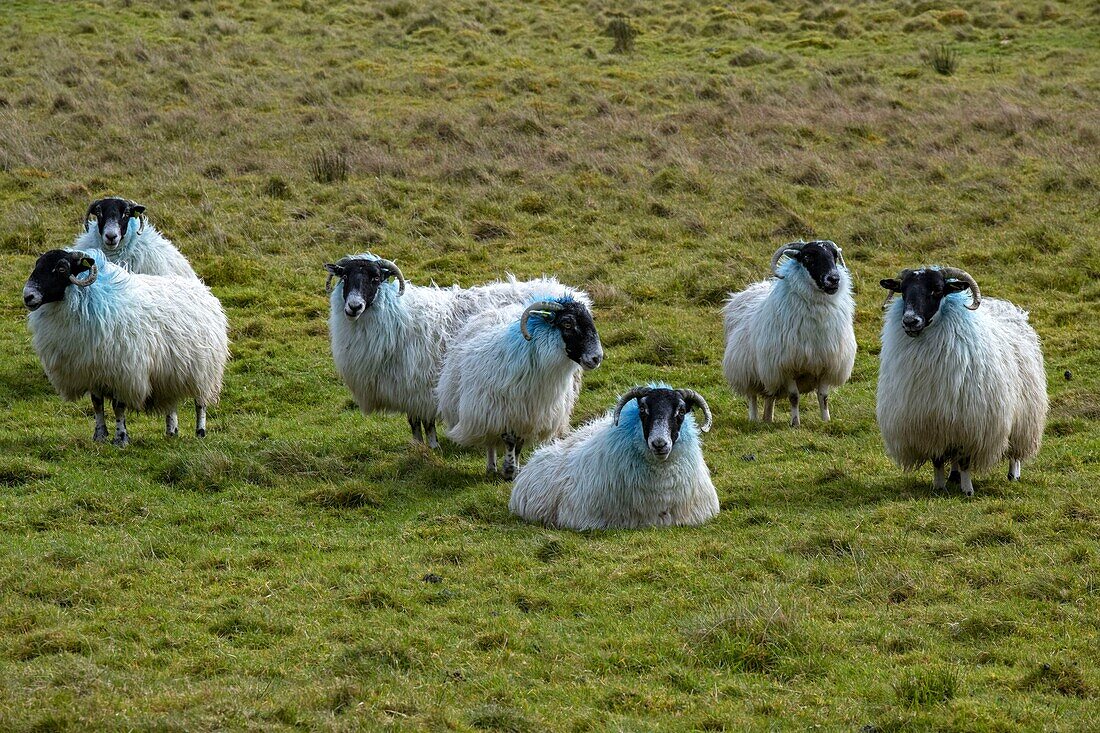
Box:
[75,197,198,279]
[722,240,856,426]
[436,296,603,478]
[75,196,200,436]
[877,266,1047,496]
[22,249,228,445]
[324,254,590,449]
[510,385,718,530]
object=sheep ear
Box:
[324,263,343,275]
[945,280,969,293]
[130,204,146,216]
[77,256,95,270]
[880,278,900,291]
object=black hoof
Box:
[93,428,108,443]
[196,428,206,438]
[112,433,129,447]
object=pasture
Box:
[1,0,1098,730]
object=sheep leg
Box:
[748,395,758,421]
[91,393,108,443]
[485,446,498,476]
[818,391,830,422]
[501,432,520,480]
[111,399,129,447]
[1007,459,1021,481]
[958,457,974,497]
[948,461,960,485]
[933,458,947,490]
[165,409,179,438]
[424,421,440,450]
[762,397,774,423]
[788,389,800,428]
[195,404,207,438]
[408,415,424,444]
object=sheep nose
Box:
[23,291,35,306]
[583,353,603,370]
[825,274,839,287]
[649,438,671,457]
[345,302,364,318]
[104,234,119,246]
[902,313,924,332]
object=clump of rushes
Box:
[604,15,638,54]
[310,147,349,184]
[929,44,958,75]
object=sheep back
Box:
[74,221,198,279]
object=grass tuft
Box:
[1019,661,1091,698]
[928,44,958,76]
[894,667,959,706]
[309,148,349,184]
[604,16,638,54]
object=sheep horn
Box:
[70,264,98,287]
[375,258,406,295]
[881,268,912,310]
[678,389,713,433]
[612,387,652,426]
[519,300,564,341]
[939,266,981,310]
[770,241,806,279]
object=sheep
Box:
[435,296,603,478]
[722,240,856,426]
[76,197,200,436]
[876,266,1048,496]
[22,249,229,446]
[324,253,589,449]
[75,197,198,279]
[509,385,718,530]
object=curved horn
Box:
[881,268,912,310]
[519,300,564,341]
[770,241,806,279]
[678,389,713,432]
[612,387,652,426]
[939,266,981,310]
[70,264,98,287]
[375,258,406,295]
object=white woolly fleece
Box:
[74,220,198,279]
[509,400,718,531]
[877,293,1047,474]
[28,252,228,412]
[436,302,580,451]
[722,259,856,398]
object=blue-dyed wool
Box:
[509,385,718,531]
[876,270,1046,475]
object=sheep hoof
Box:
[196,428,207,438]
[112,433,130,447]
[501,465,516,480]
[166,429,178,438]
[93,427,108,443]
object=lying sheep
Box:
[510,385,718,530]
[325,254,589,449]
[723,240,856,426]
[877,266,1048,496]
[436,296,603,478]
[23,249,228,445]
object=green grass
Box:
[1,0,1098,729]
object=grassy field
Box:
[1,0,1098,730]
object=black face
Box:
[636,388,691,460]
[23,250,95,311]
[86,197,145,250]
[325,259,396,318]
[790,241,843,294]
[880,269,970,337]
[550,300,603,370]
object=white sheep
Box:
[325,254,589,449]
[23,249,229,445]
[75,197,197,279]
[510,385,718,530]
[436,296,603,478]
[877,266,1047,496]
[722,240,856,426]
[75,196,200,436]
